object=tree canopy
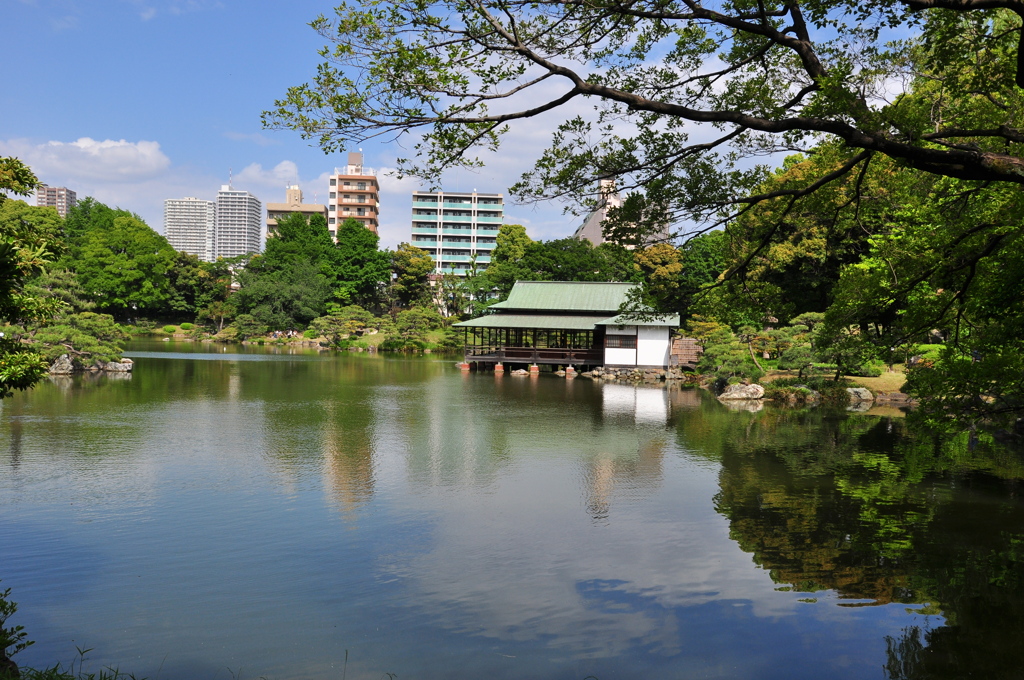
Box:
[264,0,1024,427]
[265,1,1024,231]
[0,160,59,396]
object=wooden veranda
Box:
[460,326,605,368]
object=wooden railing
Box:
[465,345,603,365]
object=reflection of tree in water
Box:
[880,494,1024,680]
[713,415,934,604]
[684,406,1024,679]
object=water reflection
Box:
[3,344,1024,680]
[685,408,1024,679]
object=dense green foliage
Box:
[265,2,1024,429]
[0,162,61,397]
[60,198,232,324]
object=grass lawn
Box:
[762,367,908,393]
[847,370,907,393]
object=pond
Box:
[1,340,1022,679]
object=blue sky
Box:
[4,0,577,248]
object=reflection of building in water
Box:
[581,384,670,520]
[403,380,515,488]
[667,386,703,411]
[384,375,668,520]
[583,436,666,521]
[602,383,669,425]
[227,373,241,401]
[320,401,376,516]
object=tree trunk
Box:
[747,342,764,372]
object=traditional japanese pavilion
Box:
[453,281,680,370]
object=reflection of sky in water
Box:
[0,350,953,679]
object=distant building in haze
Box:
[410,190,503,275]
[35,184,77,218]
[573,179,670,248]
[215,185,262,259]
[328,152,379,236]
[164,197,216,261]
[266,185,327,240]
[573,179,623,247]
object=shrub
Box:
[778,345,815,378]
[380,337,424,352]
[303,328,318,339]
[765,376,851,405]
[179,322,194,331]
[1,584,33,664]
[911,343,943,365]
[233,314,267,341]
[162,325,177,334]
[849,361,884,378]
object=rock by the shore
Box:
[719,383,765,400]
[720,398,765,412]
[95,358,134,372]
[875,391,916,405]
[846,387,874,402]
[49,354,74,374]
[49,355,134,374]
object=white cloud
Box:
[0,136,221,234]
[375,167,427,249]
[234,160,300,192]
[0,137,171,183]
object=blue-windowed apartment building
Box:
[410,190,503,275]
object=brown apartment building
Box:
[328,152,379,235]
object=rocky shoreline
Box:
[576,366,917,408]
[48,354,134,375]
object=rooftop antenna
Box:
[228,167,232,188]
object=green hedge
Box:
[180,322,194,331]
[162,325,177,334]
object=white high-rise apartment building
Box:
[410,190,504,275]
[215,185,262,259]
[328,152,379,236]
[36,184,77,218]
[164,197,216,261]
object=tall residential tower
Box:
[215,185,262,259]
[328,152,379,236]
[35,184,77,217]
[164,197,216,261]
[410,190,503,275]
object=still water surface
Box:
[1,341,1023,679]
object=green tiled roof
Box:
[489,281,636,312]
[453,314,604,330]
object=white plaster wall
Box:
[604,324,638,366]
[605,348,636,366]
[637,326,671,367]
